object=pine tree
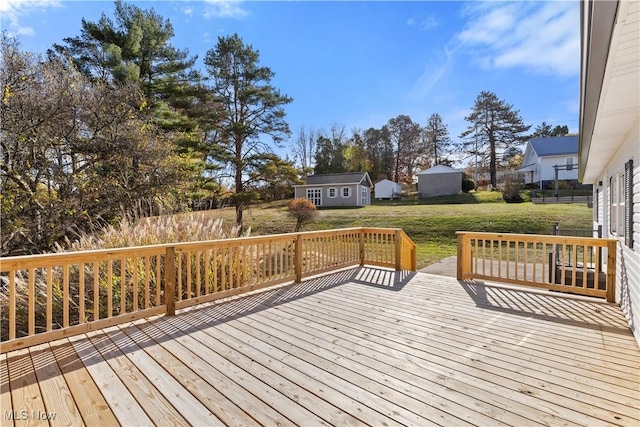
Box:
[459,91,531,188]
[203,33,292,235]
[423,113,452,166]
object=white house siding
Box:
[592,125,640,345]
[538,156,578,183]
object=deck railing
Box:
[0,227,416,352]
[457,232,617,302]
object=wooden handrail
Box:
[456,231,617,302]
[0,227,416,352]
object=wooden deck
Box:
[2,267,639,426]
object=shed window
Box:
[328,187,336,198]
[342,187,351,198]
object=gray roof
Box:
[304,172,371,186]
[417,164,462,175]
[530,136,578,157]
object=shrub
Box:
[462,175,476,193]
[500,172,524,203]
[287,198,318,232]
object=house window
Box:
[566,157,574,171]
[306,188,322,206]
[610,175,622,236]
[610,164,633,246]
[341,187,351,198]
[328,187,336,198]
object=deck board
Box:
[29,343,83,426]
[0,354,13,427]
[2,268,639,426]
[49,340,119,426]
[289,284,638,423]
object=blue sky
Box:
[1,0,580,164]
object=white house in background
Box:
[293,172,372,207]
[579,0,639,345]
[417,165,463,198]
[519,136,579,188]
[374,179,401,199]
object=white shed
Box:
[374,179,401,199]
[417,165,463,198]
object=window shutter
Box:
[625,159,634,248]
[609,176,614,234]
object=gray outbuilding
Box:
[294,172,372,207]
[417,165,463,198]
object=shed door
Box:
[360,186,369,206]
[306,188,322,206]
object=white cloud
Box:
[408,47,454,100]
[203,0,248,19]
[182,6,193,16]
[0,0,61,37]
[407,15,439,31]
[419,16,439,31]
[456,1,579,76]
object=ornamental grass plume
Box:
[1,213,240,341]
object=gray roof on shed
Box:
[530,135,578,157]
[303,172,372,186]
[417,164,462,175]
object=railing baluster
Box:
[28,268,35,335]
[9,270,15,340]
[47,267,53,330]
[120,258,126,315]
[93,261,99,321]
[107,260,113,318]
[133,257,139,312]
[144,256,150,309]
[63,264,69,328]
[177,252,183,301]
[79,264,85,325]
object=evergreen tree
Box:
[203,33,292,235]
[459,91,531,188]
[423,113,452,166]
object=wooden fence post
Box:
[395,229,402,271]
[606,240,617,303]
[295,234,303,283]
[165,246,176,316]
[359,229,365,266]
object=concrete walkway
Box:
[419,256,458,278]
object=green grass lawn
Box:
[190,192,593,269]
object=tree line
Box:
[1,1,569,256]
[293,113,454,185]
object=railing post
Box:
[165,246,176,316]
[295,233,303,283]
[395,229,402,271]
[606,240,617,303]
[411,242,417,271]
[359,229,365,266]
[456,232,464,280]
